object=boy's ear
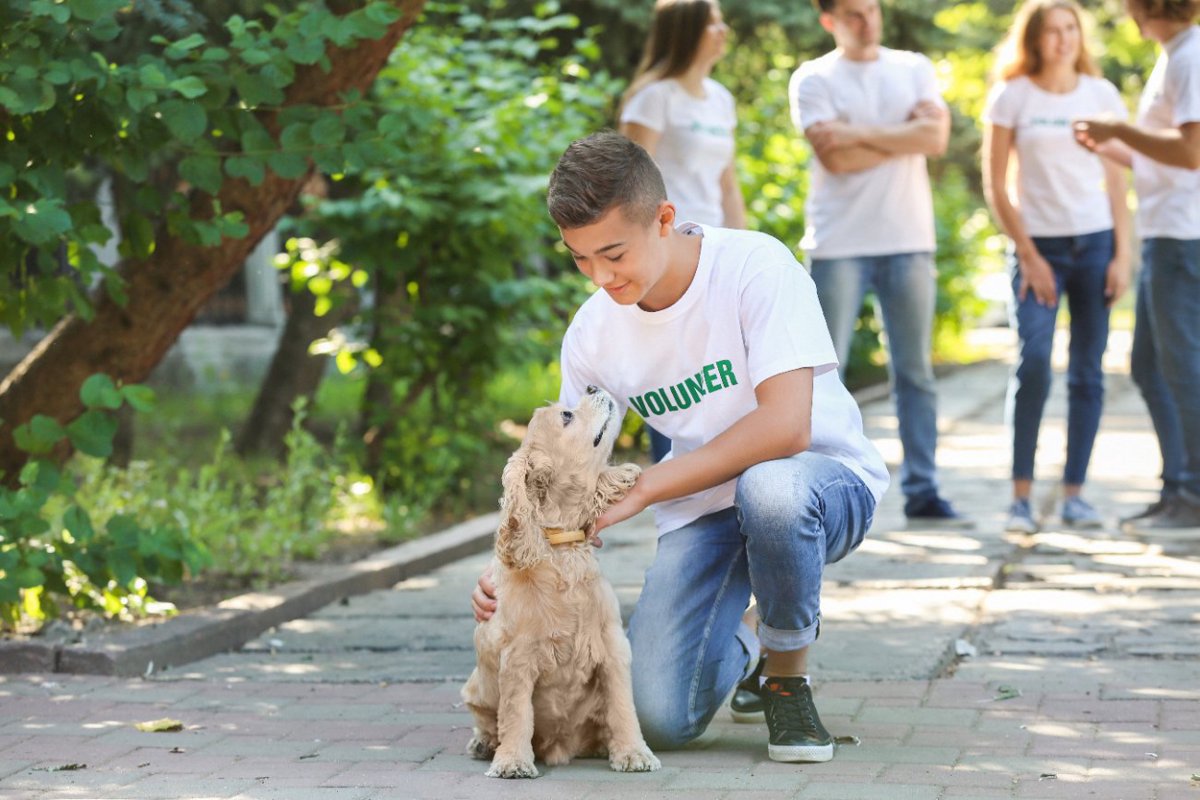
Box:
[657,201,676,234]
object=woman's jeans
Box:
[627,451,875,749]
[809,252,940,502]
[1131,237,1200,501]
[1006,229,1113,486]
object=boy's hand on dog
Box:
[472,564,498,622]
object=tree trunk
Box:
[234,283,357,459]
[0,0,427,485]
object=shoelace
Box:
[763,681,821,736]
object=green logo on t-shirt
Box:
[628,359,738,418]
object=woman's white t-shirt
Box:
[558,224,890,536]
[1134,25,1200,239]
[984,74,1127,237]
[620,78,737,226]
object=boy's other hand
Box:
[471,564,497,622]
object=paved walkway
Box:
[3,330,1200,799]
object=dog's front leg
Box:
[599,627,661,773]
[486,653,540,779]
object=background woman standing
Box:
[619,0,747,462]
[982,0,1132,533]
[619,0,746,230]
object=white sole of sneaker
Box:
[768,742,834,762]
[730,708,764,724]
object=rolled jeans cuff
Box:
[757,616,820,652]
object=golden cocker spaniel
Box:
[461,386,660,778]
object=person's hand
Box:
[1016,247,1058,307]
[807,121,859,159]
[1105,253,1132,308]
[1073,118,1120,152]
[909,99,947,121]
[471,563,497,622]
[590,480,650,544]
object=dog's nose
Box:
[586,385,598,395]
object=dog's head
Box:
[496,387,621,568]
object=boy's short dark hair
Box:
[812,0,837,12]
[547,131,667,229]
[1129,0,1200,20]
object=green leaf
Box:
[120,385,156,412]
[13,416,67,455]
[138,64,168,89]
[165,33,206,59]
[285,37,326,65]
[64,505,96,543]
[68,0,124,22]
[234,71,283,107]
[267,151,308,179]
[19,461,61,494]
[169,76,208,100]
[65,410,119,458]
[80,374,122,410]
[310,114,345,146]
[179,155,223,194]
[158,100,207,141]
[12,200,72,245]
[225,156,265,185]
[126,87,158,112]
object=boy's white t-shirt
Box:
[558,224,890,535]
[983,75,1127,237]
[1134,25,1200,239]
[620,78,737,227]
[789,48,942,259]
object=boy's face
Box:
[559,203,675,311]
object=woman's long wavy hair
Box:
[993,0,1099,81]
[619,0,716,115]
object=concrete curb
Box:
[0,512,499,677]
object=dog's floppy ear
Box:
[589,463,642,521]
[496,447,553,570]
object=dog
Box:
[461,386,661,778]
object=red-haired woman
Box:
[982,0,1132,533]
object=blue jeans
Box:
[810,252,940,500]
[1132,237,1200,501]
[1006,230,1113,486]
[627,452,875,749]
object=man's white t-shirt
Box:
[558,224,890,535]
[789,48,942,259]
[984,75,1127,237]
[1134,25,1200,240]
[620,78,737,226]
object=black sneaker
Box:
[729,655,765,723]
[904,493,975,529]
[1119,495,1172,527]
[761,676,833,763]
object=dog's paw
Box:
[466,735,496,761]
[486,754,539,779]
[609,746,660,773]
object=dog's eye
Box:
[561,411,574,426]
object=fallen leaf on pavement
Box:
[135,718,184,733]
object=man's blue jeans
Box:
[627,452,875,749]
[810,252,940,501]
[1006,230,1113,486]
[1132,237,1200,501]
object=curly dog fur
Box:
[461,387,660,778]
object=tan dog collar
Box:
[543,527,587,545]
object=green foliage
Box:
[294,2,610,500]
[71,400,348,582]
[0,376,208,630]
[0,0,404,336]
